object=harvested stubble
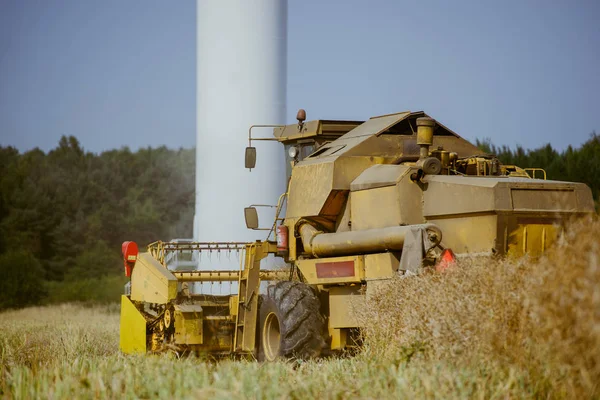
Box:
[1,217,598,399]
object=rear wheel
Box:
[258,281,325,361]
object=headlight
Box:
[288,146,298,159]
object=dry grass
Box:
[1,217,598,399]
[363,215,600,398]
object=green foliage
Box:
[44,275,128,304]
[0,250,46,309]
[65,240,122,280]
[0,136,195,309]
[477,133,600,209]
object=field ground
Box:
[1,217,599,399]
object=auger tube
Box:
[298,223,442,258]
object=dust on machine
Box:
[119,109,594,361]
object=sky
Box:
[0,0,599,153]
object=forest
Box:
[0,136,195,309]
[0,133,598,310]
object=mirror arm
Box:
[246,204,278,231]
[248,124,285,147]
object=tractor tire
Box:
[258,281,325,362]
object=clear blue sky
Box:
[1,0,599,153]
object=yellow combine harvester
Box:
[120,110,595,360]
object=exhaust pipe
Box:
[298,223,442,258]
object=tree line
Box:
[476,132,600,204]
[0,133,598,309]
[0,136,195,309]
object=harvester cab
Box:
[120,109,595,361]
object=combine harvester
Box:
[120,110,594,361]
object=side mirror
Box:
[244,207,259,229]
[245,147,256,169]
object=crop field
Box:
[1,217,599,400]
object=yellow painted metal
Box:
[422,176,593,256]
[130,252,177,304]
[511,189,578,211]
[329,327,347,351]
[261,312,281,361]
[172,269,289,282]
[329,286,365,329]
[174,304,203,345]
[286,161,336,218]
[430,214,498,254]
[283,111,485,225]
[273,119,362,142]
[364,252,399,280]
[285,112,413,219]
[349,165,423,229]
[416,118,434,146]
[119,295,147,354]
[297,255,365,285]
[508,223,560,258]
[350,181,424,230]
[234,241,277,353]
[352,186,402,230]
[229,295,239,318]
[416,117,435,160]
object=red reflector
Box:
[435,248,457,272]
[122,241,138,259]
[316,261,355,278]
[122,241,139,277]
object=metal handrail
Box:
[524,168,547,180]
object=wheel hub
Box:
[263,312,281,361]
